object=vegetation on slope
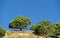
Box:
[1,16,60,38]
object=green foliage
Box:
[30,24,37,30]
[30,20,57,36]
[9,16,31,31]
[46,25,56,36]
[0,26,6,37]
[54,22,60,35]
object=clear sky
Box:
[0,0,60,30]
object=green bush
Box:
[0,26,6,37]
[30,20,56,36]
[54,22,60,35]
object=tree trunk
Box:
[20,28,22,31]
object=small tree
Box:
[9,16,31,31]
[0,26,6,37]
[30,20,56,36]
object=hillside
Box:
[2,30,46,38]
[2,30,60,38]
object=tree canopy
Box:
[30,20,59,36]
[9,16,31,31]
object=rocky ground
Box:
[2,30,60,38]
[2,30,46,38]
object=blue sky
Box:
[0,0,60,30]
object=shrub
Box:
[30,20,56,36]
[0,26,6,37]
